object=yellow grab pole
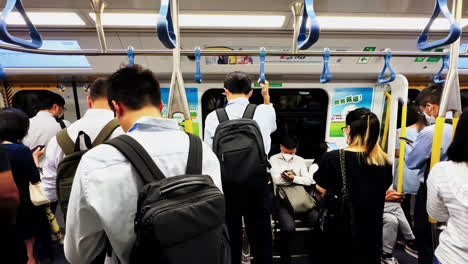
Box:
[430,117,446,170]
[381,92,392,150]
[184,119,193,134]
[397,104,407,194]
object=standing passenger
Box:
[64,65,222,264]
[23,91,71,164]
[41,78,123,203]
[314,108,393,264]
[405,84,453,264]
[204,71,277,264]
[427,110,468,264]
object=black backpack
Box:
[212,104,268,189]
[106,133,231,264]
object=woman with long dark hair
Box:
[427,110,468,264]
[314,108,393,263]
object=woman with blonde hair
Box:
[314,108,393,263]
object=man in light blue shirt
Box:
[204,71,276,264]
[405,84,452,264]
[64,66,222,264]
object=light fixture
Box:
[89,13,286,28]
[6,12,85,26]
[307,16,468,31]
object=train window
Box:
[201,88,329,159]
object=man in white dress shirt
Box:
[23,91,71,164]
[204,71,277,264]
[64,65,222,264]
[269,135,314,264]
[42,78,124,202]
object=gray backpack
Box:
[213,104,269,189]
[106,133,231,264]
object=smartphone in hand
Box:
[31,145,46,152]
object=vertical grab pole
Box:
[167,0,193,134]
[290,1,303,54]
[89,0,107,52]
[397,100,408,194]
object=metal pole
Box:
[0,43,466,57]
[290,1,303,54]
[89,0,108,52]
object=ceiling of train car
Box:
[0,0,463,14]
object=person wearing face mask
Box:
[269,135,315,264]
[405,84,453,264]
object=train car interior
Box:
[0,0,467,263]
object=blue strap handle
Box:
[259,48,266,84]
[0,0,43,49]
[0,65,6,79]
[297,0,320,50]
[195,47,202,84]
[378,49,396,84]
[157,0,176,49]
[127,47,135,66]
[417,0,461,50]
[434,51,449,83]
[320,48,331,83]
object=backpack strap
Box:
[92,119,121,147]
[74,131,93,152]
[216,109,229,123]
[242,104,258,119]
[106,135,166,184]
[56,129,75,156]
[186,133,202,174]
[55,117,66,129]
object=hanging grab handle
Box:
[320,48,331,83]
[195,47,202,84]
[417,0,461,50]
[0,0,43,49]
[378,49,396,84]
[434,51,449,83]
[127,46,135,66]
[157,0,176,49]
[297,0,320,50]
[259,48,266,84]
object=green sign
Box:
[254,82,282,88]
[357,47,376,64]
[426,48,444,63]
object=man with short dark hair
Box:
[204,71,276,264]
[405,83,453,264]
[64,66,222,264]
[269,135,314,264]
[23,90,71,162]
[41,78,124,202]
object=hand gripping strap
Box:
[378,49,396,84]
[259,48,266,84]
[0,0,43,49]
[195,47,202,84]
[297,0,320,50]
[434,52,449,84]
[156,0,176,49]
[106,135,166,184]
[417,0,461,50]
[320,48,331,83]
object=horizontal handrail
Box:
[0,44,467,57]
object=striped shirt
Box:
[427,161,468,264]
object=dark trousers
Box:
[277,201,295,262]
[225,185,273,264]
[414,184,434,264]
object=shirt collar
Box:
[82,109,114,119]
[35,111,55,119]
[278,153,297,163]
[128,116,181,132]
[227,97,249,106]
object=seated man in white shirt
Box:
[42,78,124,203]
[64,65,222,264]
[269,135,314,264]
